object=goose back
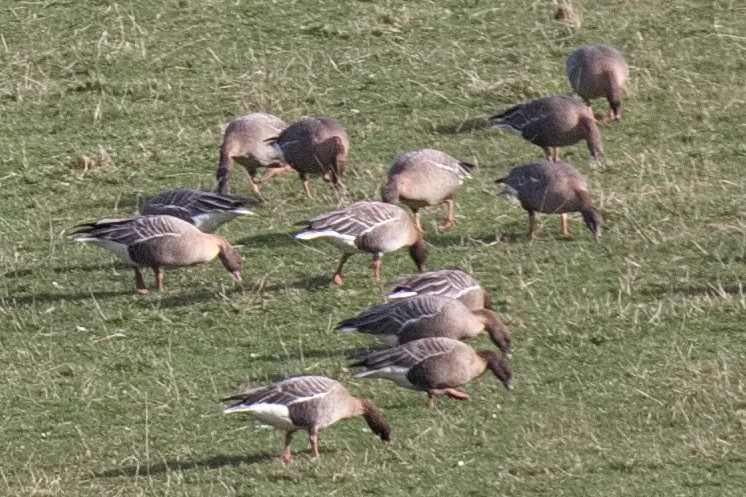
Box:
[500,160,590,214]
[567,45,629,106]
[384,149,472,207]
[140,189,256,232]
[274,117,349,178]
[387,269,491,310]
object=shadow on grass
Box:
[427,231,528,247]
[434,117,489,135]
[236,231,295,248]
[640,281,745,299]
[96,452,276,478]
[258,275,333,293]
[4,290,133,306]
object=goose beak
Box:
[232,271,243,284]
[507,383,515,392]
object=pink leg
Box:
[301,179,313,199]
[134,268,149,295]
[552,147,560,161]
[333,254,350,286]
[444,388,470,401]
[441,199,455,230]
[528,212,545,241]
[281,432,294,463]
[427,391,437,409]
[309,432,320,458]
[154,267,165,291]
[256,164,293,184]
[372,255,382,281]
[560,213,570,237]
[413,210,423,233]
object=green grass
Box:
[1,0,744,495]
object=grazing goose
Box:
[72,215,243,294]
[216,112,288,195]
[489,96,602,161]
[295,201,427,285]
[338,294,511,357]
[381,148,473,231]
[497,160,602,240]
[222,376,391,463]
[567,45,629,121]
[386,269,493,310]
[140,188,259,233]
[353,337,513,409]
[270,117,349,198]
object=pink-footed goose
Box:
[216,112,288,195]
[381,148,473,231]
[338,294,511,357]
[222,375,390,463]
[295,201,427,285]
[490,95,603,161]
[353,337,513,409]
[497,160,602,240]
[567,45,629,121]
[269,117,349,198]
[72,215,242,294]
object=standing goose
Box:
[381,148,473,231]
[270,117,349,198]
[72,215,243,294]
[222,376,391,463]
[140,188,259,233]
[216,112,289,195]
[497,160,602,240]
[489,95,602,161]
[353,337,513,409]
[295,201,427,285]
[386,269,493,310]
[567,45,629,121]
[338,294,511,357]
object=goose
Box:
[216,112,288,195]
[222,375,391,463]
[489,95,602,161]
[567,45,629,121]
[353,337,513,408]
[381,148,473,231]
[386,269,493,310]
[269,117,349,198]
[338,294,511,357]
[72,215,243,294]
[295,201,427,285]
[140,188,259,233]
[496,160,602,240]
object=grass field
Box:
[1,0,744,495]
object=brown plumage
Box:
[497,160,602,240]
[381,148,473,231]
[270,117,349,198]
[216,112,288,195]
[567,45,629,121]
[386,269,493,310]
[338,294,511,357]
[222,376,391,463]
[353,337,513,408]
[295,201,427,285]
[490,96,603,161]
[72,215,243,294]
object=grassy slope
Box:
[0,0,744,495]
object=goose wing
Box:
[354,337,462,370]
[221,376,338,408]
[141,189,256,221]
[72,215,191,246]
[388,270,480,300]
[338,295,449,336]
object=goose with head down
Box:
[381,148,473,231]
[353,337,513,409]
[490,95,603,162]
[496,160,602,240]
[567,44,629,121]
[295,201,427,285]
[216,112,288,195]
[222,375,391,463]
[72,215,243,294]
[270,117,349,198]
[338,294,511,357]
